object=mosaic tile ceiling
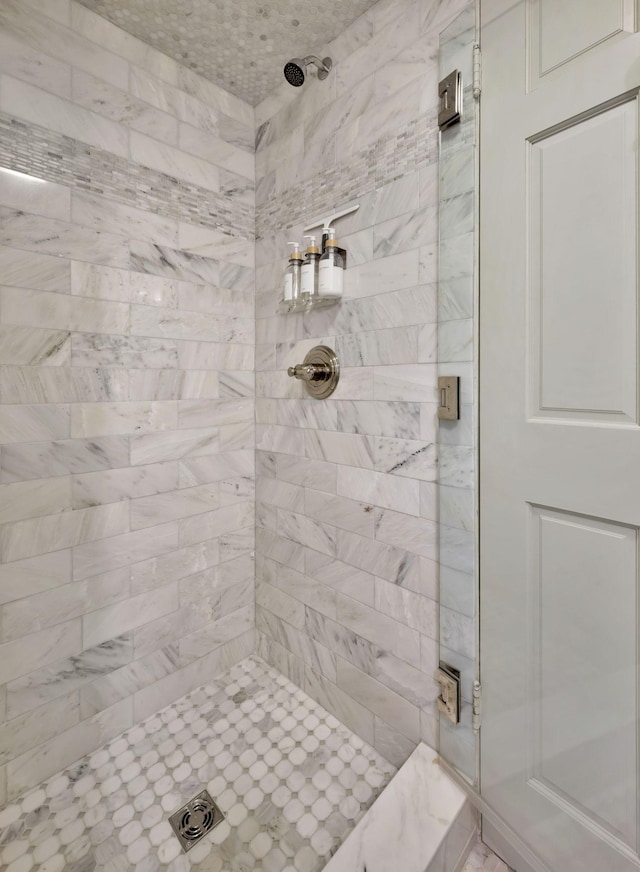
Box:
[76,0,379,105]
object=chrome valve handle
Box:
[287,363,331,382]
[286,346,340,399]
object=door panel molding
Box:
[528,777,640,861]
[526,94,639,426]
[527,0,635,90]
[527,503,639,851]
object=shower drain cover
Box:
[168,790,225,852]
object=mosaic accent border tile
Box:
[255,108,439,237]
[0,655,395,872]
[0,114,254,242]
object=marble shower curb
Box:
[323,742,477,872]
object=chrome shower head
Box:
[283,55,332,87]
[284,57,306,87]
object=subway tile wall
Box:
[0,0,480,810]
[254,0,472,769]
[0,0,256,804]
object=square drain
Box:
[168,789,225,852]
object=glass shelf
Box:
[277,294,341,315]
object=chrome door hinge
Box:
[437,663,461,725]
[473,44,482,100]
[437,375,460,420]
[472,681,482,733]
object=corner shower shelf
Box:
[277,294,341,315]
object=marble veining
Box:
[0,326,70,367]
[0,244,70,293]
[1,437,130,483]
[324,743,475,872]
[0,208,130,268]
[6,635,134,720]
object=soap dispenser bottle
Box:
[284,242,303,302]
[318,227,344,298]
[301,235,320,299]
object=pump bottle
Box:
[300,235,320,298]
[283,242,303,302]
[318,227,344,298]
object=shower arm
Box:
[303,56,331,74]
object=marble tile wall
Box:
[437,7,479,784]
[0,0,256,805]
[253,0,472,770]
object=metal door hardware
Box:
[287,345,340,399]
[473,44,482,100]
[438,70,463,130]
[437,663,461,725]
[472,681,482,733]
[438,375,460,420]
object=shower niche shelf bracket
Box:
[278,202,359,314]
[277,295,341,315]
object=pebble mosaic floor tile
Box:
[0,656,396,872]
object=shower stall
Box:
[0,0,486,869]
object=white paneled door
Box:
[480,1,640,870]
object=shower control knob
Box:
[287,363,330,381]
[286,345,340,399]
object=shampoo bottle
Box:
[300,235,320,298]
[318,227,344,298]
[283,242,303,302]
